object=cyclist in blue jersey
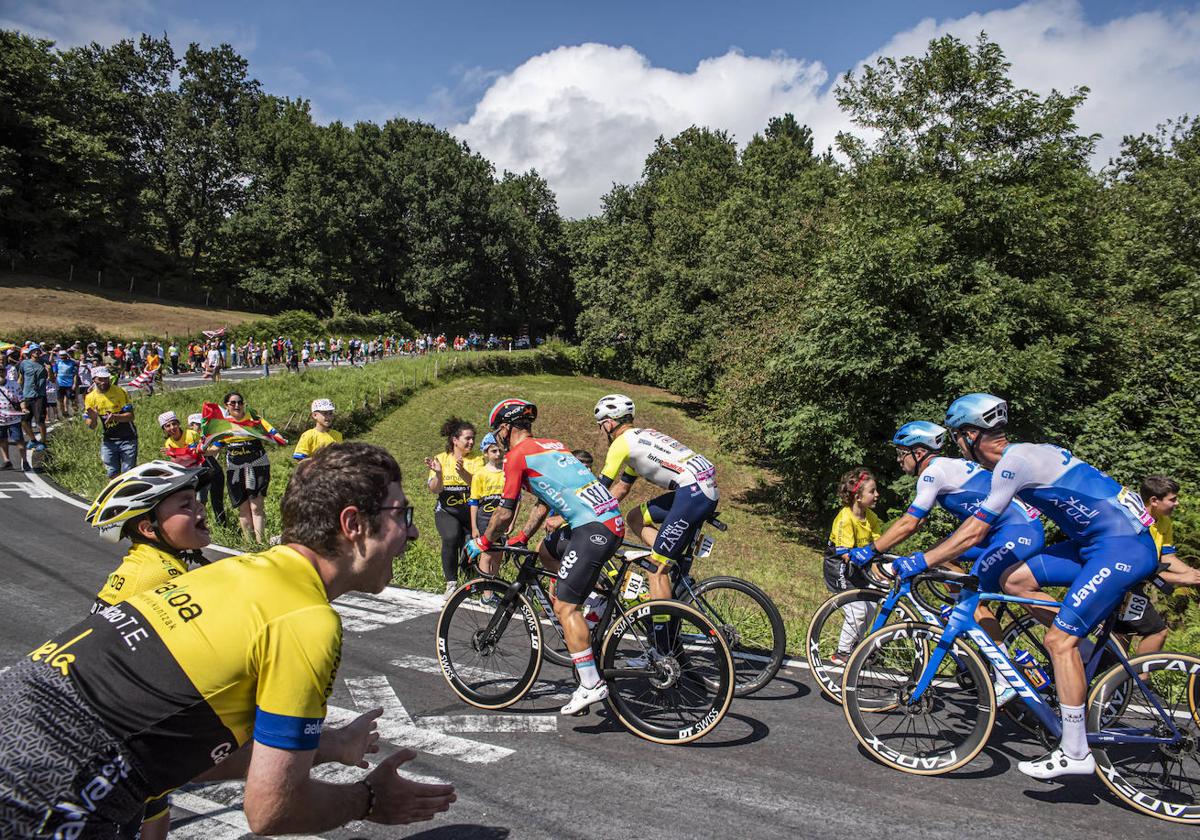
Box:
[465,399,626,716]
[890,394,1159,779]
[848,420,1053,705]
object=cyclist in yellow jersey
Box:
[293,398,343,460]
[0,443,456,837]
[594,394,718,605]
[84,460,214,838]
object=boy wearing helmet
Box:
[466,398,625,716]
[87,460,212,615]
[593,394,719,606]
[891,393,1159,779]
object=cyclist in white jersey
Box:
[593,394,718,604]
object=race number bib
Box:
[685,454,716,482]
[576,481,619,515]
[1117,487,1155,528]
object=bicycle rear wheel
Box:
[842,622,996,775]
[1089,652,1200,824]
[599,600,734,744]
[436,579,542,709]
[805,588,921,704]
[686,576,785,696]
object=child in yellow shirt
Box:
[825,467,882,665]
[469,432,508,580]
[292,398,343,460]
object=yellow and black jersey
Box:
[428,451,483,510]
[27,545,341,798]
[93,542,188,611]
[469,466,506,515]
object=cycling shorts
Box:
[640,485,718,563]
[542,521,621,604]
[0,659,152,838]
[1052,531,1159,637]
[969,522,1045,592]
[1113,586,1168,637]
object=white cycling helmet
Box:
[892,421,946,451]
[85,460,206,543]
[594,394,635,423]
[945,393,1008,431]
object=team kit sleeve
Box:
[469,472,484,505]
[829,509,855,551]
[292,430,314,460]
[976,447,1029,525]
[499,451,527,505]
[252,607,343,751]
[906,462,944,519]
[598,433,630,489]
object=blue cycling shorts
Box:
[969,522,1045,592]
[641,485,719,564]
[1052,531,1159,637]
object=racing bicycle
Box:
[437,545,735,745]
[840,565,1200,824]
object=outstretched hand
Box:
[365,749,457,824]
[325,708,382,768]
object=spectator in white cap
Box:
[293,398,342,460]
[161,408,227,526]
[83,366,137,477]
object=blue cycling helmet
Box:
[945,393,1008,431]
[479,432,498,450]
[892,421,946,451]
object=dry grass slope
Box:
[0,273,260,337]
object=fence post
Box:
[128,274,134,294]
[97,270,102,287]
[69,264,74,282]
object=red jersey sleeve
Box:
[501,446,527,501]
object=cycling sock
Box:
[1060,703,1088,759]
[571,649,601,689]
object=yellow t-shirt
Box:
[428,451,484,509]
[163,428,204,467]
[470,466,507,515]
[84,384,135,439]
[293,427,343,460]
[829,507,883,550]
[1150,514,1175,558]
[94,542,189,610]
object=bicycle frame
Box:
[907,583,1186,747]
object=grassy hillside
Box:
[0,272,260,337]
[361,372,828,650]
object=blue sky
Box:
[4,0,1198,215]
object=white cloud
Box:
[454,1,1200,217]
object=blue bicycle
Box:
[841,566,1200,824]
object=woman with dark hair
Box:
[218,390,287,542]
[423,417,481,601]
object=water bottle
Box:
[1013,649,1050,691]
[939,605,954,625]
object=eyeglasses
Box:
[378,504,415,527]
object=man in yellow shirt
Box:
[83,366,137,477]
[293,398,344,460]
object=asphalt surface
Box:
[1,368,1196,838]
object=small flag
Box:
[124,368,156,390]
[199,402,275,447]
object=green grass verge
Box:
[358,371,828,653]
[44,351,572,550]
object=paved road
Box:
[1,467,1194,839]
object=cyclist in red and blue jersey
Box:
[465,398,625,716]
[890,394,1159,780]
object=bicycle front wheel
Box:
[805,588,921,704]
[1089,652,1200,824]
[842,622,996,775]
[687,576,785,696]
[436,579,542,709]
[599,599,734,745]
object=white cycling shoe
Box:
[1017,747,1096,780]
[561,681,608,716]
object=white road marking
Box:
[333,589,441,633]
[418,715,558,733]
[345,675,514,763]
[391,654,574,700]
[0,481,51,499]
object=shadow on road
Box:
[741,673,809,703]
[347,826,510,839]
